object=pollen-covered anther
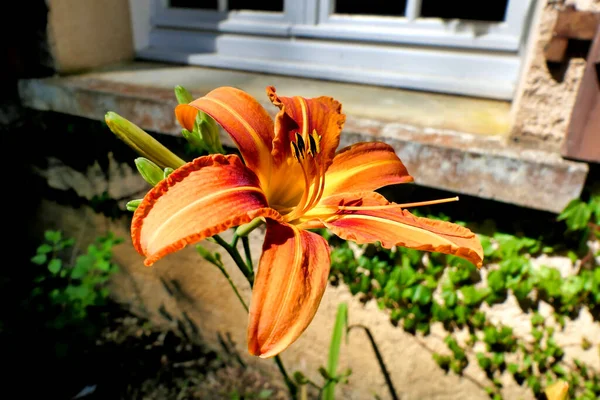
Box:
[307,130,321,157]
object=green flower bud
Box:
[182,129,207,152]
[174,85,194,105]
[126,199,142,212]
[163,167,174,179]
[196,112,224,154]
[105,112,185,169]
[135,157,165,186]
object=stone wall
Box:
[510,0,600,151]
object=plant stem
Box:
[274,353,297,397]
[242,236,253,271]
[212,231,297,398]
[213,261,249,312]
[213,234,254,286]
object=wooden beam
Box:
[544,5,600,63]
[562,27,600,163]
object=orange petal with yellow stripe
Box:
[248,220,331,358]
[318,192,483,267]
[267,86,345,171]
[175,87,274,186]
[321,142,413,199]
[132,154,281,266]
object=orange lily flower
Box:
[132,86,483,358]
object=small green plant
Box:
[31,230,122,330]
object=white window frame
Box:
[293,0,532,51]
[133,0,537,100]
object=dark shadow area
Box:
[546,39,594,83]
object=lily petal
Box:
[248,220,331,358]
[132,154,280,266]
[175,87,274,186]
[267,86,345,171]
[316,192,483,267]
[321,142,414,199]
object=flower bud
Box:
[135,157,164,186]
[105,112,185,169]
[163,167,174,179]
[174,85,193,105]
[126,199,142,212]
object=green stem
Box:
[274,353,298,397]
[213,234,254,286]
[242,236,253,271]
[214,262,249,312]
[231,233,240,248]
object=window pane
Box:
[420,0,508,22]
[170,0,218,9]
[335,0,407,17]
[228,0,284,12]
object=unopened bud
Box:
[182,129,207,152]
[196,245,223,267]
[163,167,174,179]
[135,157,164,186]
[105,112,185,169]
[174,85,193,105]
[126,199,142,212]
[196,112,224,154]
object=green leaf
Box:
[412,285,432,305]
[487,270,506,292]
[47,259,62,275]
[441,289,457,307]
[258,390,273,399]
[31,254,47,265]
[557,198,591,231]
[322,303,348,400]
[44,230,62,244]
[36,244,53,254]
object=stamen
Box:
[307,133,317,157]
[336,196,460,211]
[291,141,301,161]
[283,160,311,222]
[311,130,321,154]
[295,132,306,158]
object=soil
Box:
[68,310,289,400]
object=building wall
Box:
[47,0,134,73]
[511,0,600,151]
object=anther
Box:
[291,141,301,161]
[295,132,306,158]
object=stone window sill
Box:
[18,62,588,213]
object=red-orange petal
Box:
[132,154,281,266]
[175,87,274,186]
[267,86,345,171]
[321,142,413,199]
[248,220,331,358]
[316,192,484,268]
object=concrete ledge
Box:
[19,63,588,213]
